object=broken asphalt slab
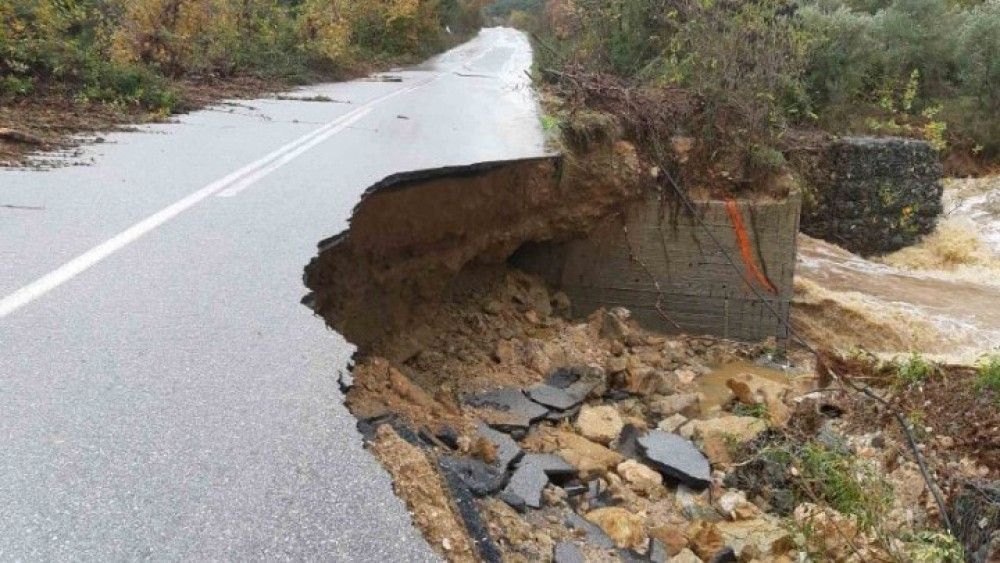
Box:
[438,456,507,497]
[476,423,523,470]
[637,430,712,489]
[465,388,549,430]
[526,383,581,411]
[500,453,575,511]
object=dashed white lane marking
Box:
[0,75,442,319]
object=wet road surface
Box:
[0,28,545,560]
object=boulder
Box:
[616,459,663,497]
[575,405,624,445]
[584,507,647,550]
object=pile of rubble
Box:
[337,270,975,562]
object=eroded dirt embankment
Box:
[303,142,643,354]
[302,154,997,562]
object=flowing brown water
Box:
[794,176,1000,362]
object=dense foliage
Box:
[0,0,486,111]
[512,0,1000,166]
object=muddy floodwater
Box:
[795,176,1000,362]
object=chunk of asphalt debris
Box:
[437,459,503,563]
[438,456,507,497]
[553,541,585,563]
[546,366,603,401]
[637,430,712,489]
[436,426,460,450]
[545,405,580,422]
[527,383,581,411]
[466,388,549,431]
[476,423,523,470]
[615,423,643,459]
[562,479,587,497]
[500,453,575,511]
[546,367,581,389]
[564,511,615,549]
[356,413,423,447]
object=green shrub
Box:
[895,353,935,386]
[798,442,892,528]
[975,354,1000,400]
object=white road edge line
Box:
[0,76,440,320]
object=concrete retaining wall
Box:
[513,193,801,344]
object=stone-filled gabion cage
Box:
[795,136,944,256]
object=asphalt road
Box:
[0,28,545,561]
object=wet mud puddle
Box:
[696,361,798,415]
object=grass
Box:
[796,442,892,529]
[975,354,1000,402]
[733,402,770,419]
[895,353,936,387]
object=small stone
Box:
[638,430,712,489]
[600,311,631,341]
[606,355,629,374]
[649,393,701,418]
[657,413,689,433]
[585,507,647,550]
[493,340,519,364]
[575,405,624,445]
[616,459,663,496]
[484,300,504,315]
[648,524,688,556]
[688,520,725,561]
[670,548,703,563]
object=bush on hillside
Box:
[1,0,483,110]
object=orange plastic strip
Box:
[724,197,778,295]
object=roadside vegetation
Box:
[0,0,486,161]
[493,0,1000,179]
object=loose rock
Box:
[575,405,625,445]
[584,507,647,550]
[616,459,663,497]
